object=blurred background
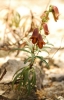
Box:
[0,0,64,65]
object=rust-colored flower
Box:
[50,5,59,21]
[37,34,45,49]
[30,28,39,44]
[43,23,49,35]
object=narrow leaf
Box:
[24,57,31,64]
[11,48,31,53]
[35,56,49,69]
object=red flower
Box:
[50,5,59,21]
[30,28,39,44]
[43,23,49,35]
[37,34,45,49]
[30,28,45,49]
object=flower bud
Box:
[41,11,49,22]
[43,23,49,35]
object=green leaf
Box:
[28,68,36,87]
[18,79,23,90]
[23,67,30,86]
[26,41,33,51]
[25,68,36,94]
[40,48,49,54]
[43,46,53,49]
[24,57,31,64]
[27,80,31,94]
[30,53,35,64]
[11,48,31,53]
[12,71,23,88]
[12,66,29,88]
[42,49,49,54]
[13,67,24,78]
[46,42,54,46]
[35,56,49,69]
[31,69,36,86]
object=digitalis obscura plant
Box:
[12,5,59,94]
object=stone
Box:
[0,59,45,89]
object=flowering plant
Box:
[12,5,59,94]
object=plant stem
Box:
[30,63,33,69]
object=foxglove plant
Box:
[12,5,59,94]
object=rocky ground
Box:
[0,59,64,100]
